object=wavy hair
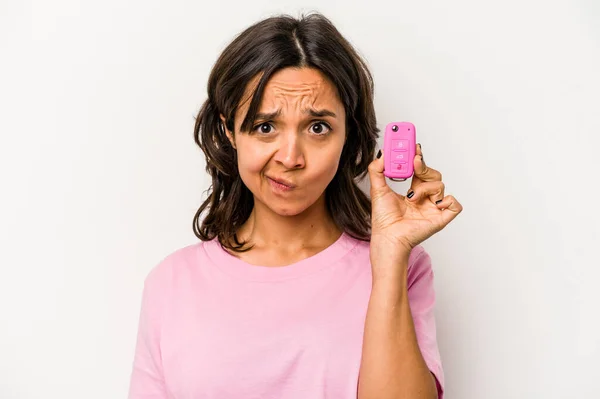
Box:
[193,12,379,252]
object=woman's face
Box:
[221,67,347,216]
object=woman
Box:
[128,12,462,399]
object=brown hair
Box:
[193,12,379,252]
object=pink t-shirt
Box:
[128,232,444,399]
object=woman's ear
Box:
[219,114,236,149]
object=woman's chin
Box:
[272,206,304,217]
[263,201,309,217]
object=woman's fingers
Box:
[407,181,445,204]
[436,195,464,225]
[368,150,388,195]
[411,144,442,188]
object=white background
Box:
[1,0,599,398]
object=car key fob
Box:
[383,121,416,181]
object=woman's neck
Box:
[234,196,342,253]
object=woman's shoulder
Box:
[408,244,430,265]
[142,240,211,288]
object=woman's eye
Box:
[310,122,331,135]
[252,122,331,135]
[253,123,273,134]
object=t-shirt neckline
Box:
[203,231,359,282]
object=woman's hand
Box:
[368,144,463,265]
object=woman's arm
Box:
[358,249,441,399]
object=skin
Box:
[220,67,347,266]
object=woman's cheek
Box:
[317,151,342,182]
[237,144,266,172]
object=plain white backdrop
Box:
[1,0,599,398]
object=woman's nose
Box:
[273,133,305,169]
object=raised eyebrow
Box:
[305,108,337,118]
[254,109,282,121]
[254,108,337,121]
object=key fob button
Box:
[392,139,409,150]
[392,152,409,163]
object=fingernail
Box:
[418,143,422,149]
[436,199,442,204]
[376,150,382,159]
[407,190,415,199]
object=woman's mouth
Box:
[267,176,295,192]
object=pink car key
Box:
[383,121,416,181]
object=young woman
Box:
[128,12,462,399]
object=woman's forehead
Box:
[237,68,342,116]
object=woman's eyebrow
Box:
[254,108,337,120]
[305,108,337,118]
[254,109,281,121]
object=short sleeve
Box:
[407,247,445,399]
[128,267,169,399]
